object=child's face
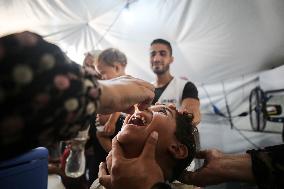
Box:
[117,104,178,158]
[83,54,95,69]
[95,61,118,80]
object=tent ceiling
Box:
[1,0,284,84]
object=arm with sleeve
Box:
[0,32,101,160]
[247,144,284,189]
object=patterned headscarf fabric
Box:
[0,31,101,160]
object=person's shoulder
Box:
[175,76,188,84]
[178,76,189,81]
[177,76,194,84]
[176,77,196,86]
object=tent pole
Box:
[222,82,234,129]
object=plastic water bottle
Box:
[65,128,89,178]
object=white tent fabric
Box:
[260,64,284,91]
[1,0,284,153]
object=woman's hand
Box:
[97,75,155,114]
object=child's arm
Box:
[96,112,121,152]
[96,131,112,152]
[102,112,121,136]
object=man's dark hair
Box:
[151,39,173,56]
[97,48,127,67]
[170,112,199,181]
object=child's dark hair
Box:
[170,112,199,181]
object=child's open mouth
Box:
[127,114,147,126]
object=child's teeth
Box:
[141,117,146,125]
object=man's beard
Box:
[152,64,169,75]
